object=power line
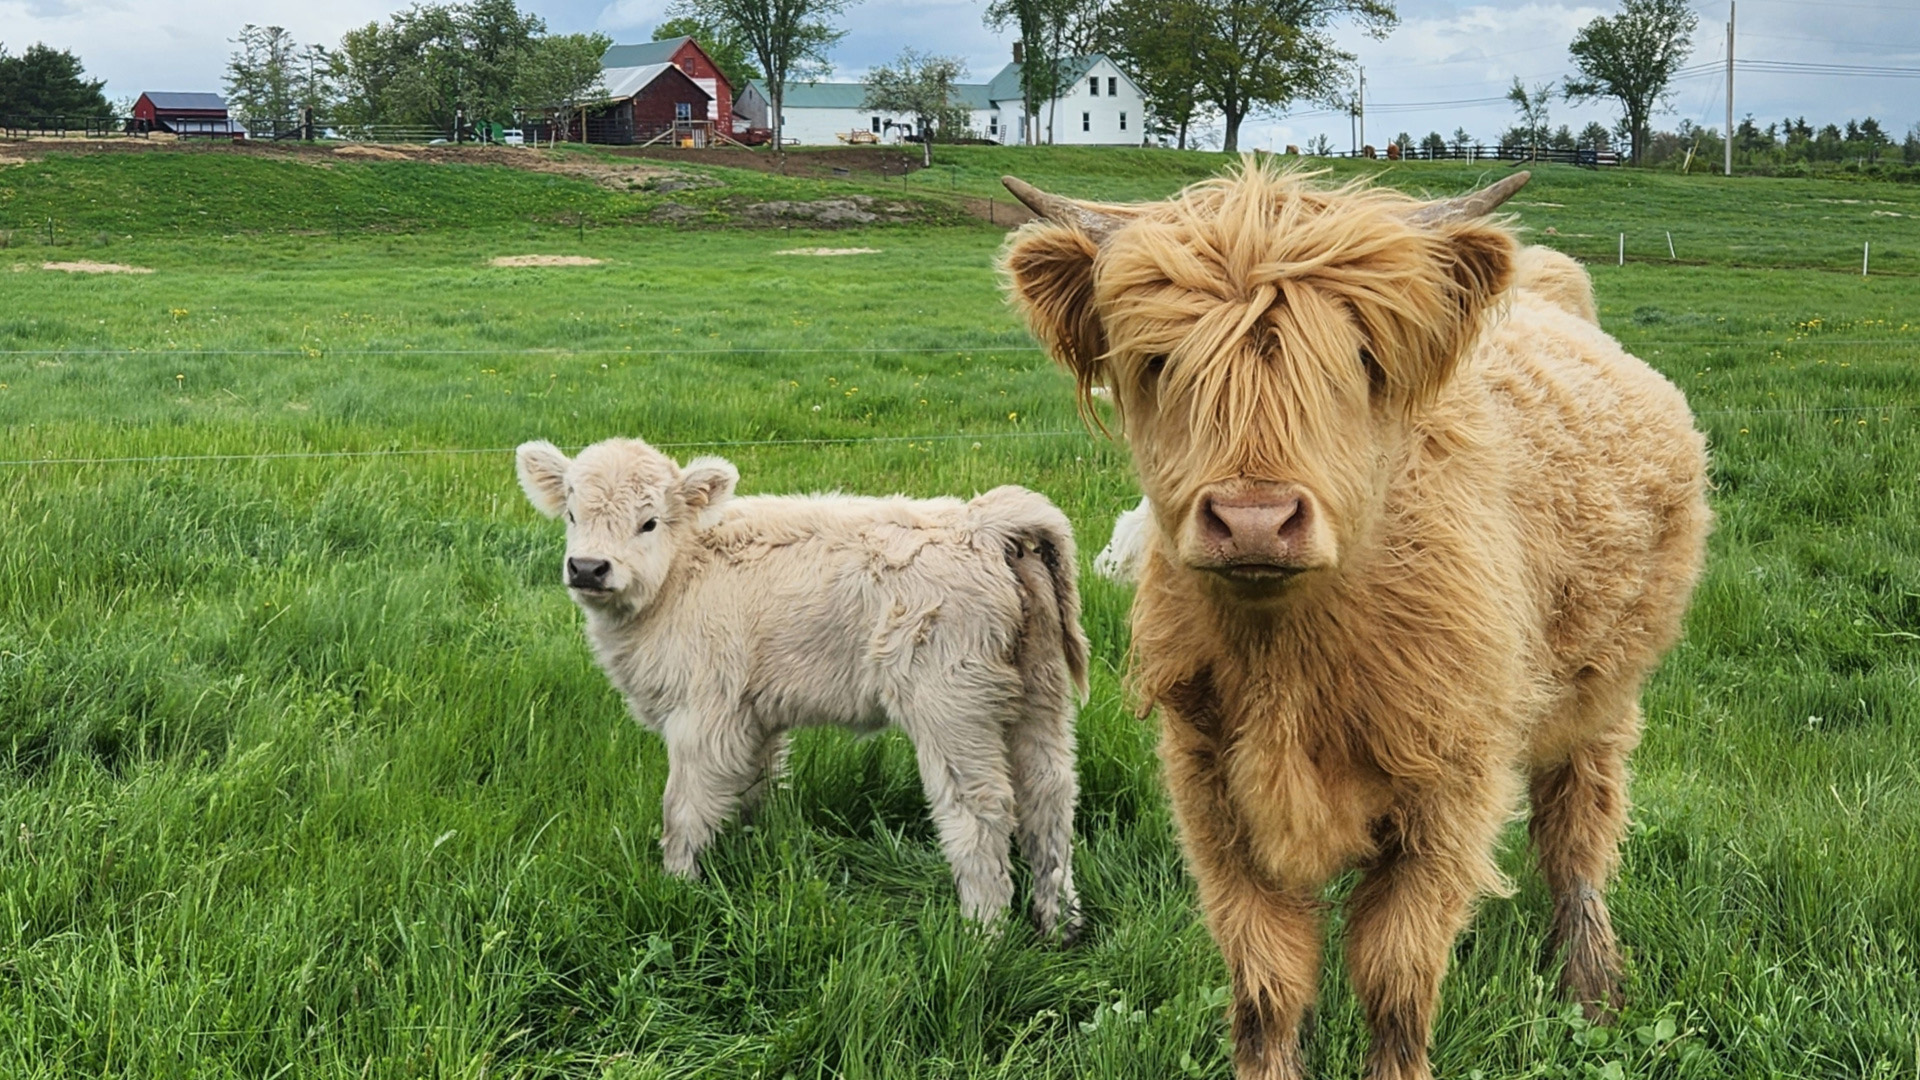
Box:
[1739,57,1920,77]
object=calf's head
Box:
[1002,160,1522,597]
[515,438,738,612]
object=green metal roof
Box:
[601,38,687,69]
[985,55,1110,102]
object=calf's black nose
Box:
[566,556,612,589]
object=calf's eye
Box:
[640,518,658,534]
[565,509,575,524]
[1359,347,1385,390]
[1144,354,1168,377]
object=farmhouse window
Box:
[1108,77,1117,96]
[676,102,692,121]
[1120,111,1127,130]
[1082,112,1090,132]
[872,116,881,132]
[989,115,999,135]
[1089,77,1099,96]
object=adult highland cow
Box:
[1000,162,1709,1080]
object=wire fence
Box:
[0,401,1907,471]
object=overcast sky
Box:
[5,0,1915,147]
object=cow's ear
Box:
[1440,220,1516,328]
[679,456,738,514]
[1002,223,1107,400]
[516,441,571,518]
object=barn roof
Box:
[141,91,228,112]
[746,79,992,110]
[594,63,712,103]
[601,38,688,70]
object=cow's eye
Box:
[565,509,575,524]
[639,518,658,534]
[1144,354,1168,377]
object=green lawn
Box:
[1,146,1917,1078]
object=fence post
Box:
[1863,241,1869,276]
[1667,231,1675,259]
[1619,234,1625,266]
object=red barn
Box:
[132,92,244,137]
[575,65,714,145]
[600,37,733,134]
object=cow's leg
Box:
[1159,693,1320,1080]
[658,711,765,881]
[1344,836,1488,1080]
[1530,704,1638,1020]
[903,691,1019,925]
[1006,691,1080,939]
[737,731,791,822]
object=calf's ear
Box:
[1440,221,1516,322]
[679,456,738,514]
[516,441,571,518]
[1002,224,1106,402]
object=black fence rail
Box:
[2,116,149,139]
[1297,143,1621,167]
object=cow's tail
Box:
[971,485,1090,699]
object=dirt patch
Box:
[489,254,604,268]
[333,145,410,161]
[775,247,881,256]
[42,261,154,274]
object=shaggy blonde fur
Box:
[516,438,1089,936]
[1002,161,1709,1079]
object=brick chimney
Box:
[1012,40,1024,64]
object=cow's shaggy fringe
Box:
[1003,158,1711,1079]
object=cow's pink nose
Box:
[1197,489,1312,565]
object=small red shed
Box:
[132,92,244,137]
[600,37,734,134]
[576,65,713,145]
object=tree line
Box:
[222,0,610,131]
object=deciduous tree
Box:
[1177,0,1395,153]
[1563,0,1697,165]
[225,25,302,123]
[861,49,970,165]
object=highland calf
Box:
[1002,164,1709,1078]
[517,437,1089,936]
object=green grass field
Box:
[2,144,1917,1079]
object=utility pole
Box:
[1357,65,1366,154]
[1725,0,1735,176]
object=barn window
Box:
[676,102,692,121]
[682,58,694,73]
[1108,76,1118,97]
[872,115,881,132]
[1088,77,1099,96]
[1120,111,1127,131]
[1082,112,1090,132]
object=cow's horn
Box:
[1002,175,1124,241]
[1410,170,1531,225]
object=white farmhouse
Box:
[735,53,1144,147]
[986,54,1146,147]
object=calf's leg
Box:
[737,731,791,822]
[1006,692,1081,939]
[903,689,1019,924]
[1529,704,1638,1019]
[1160,693,1321,1080]
[658,712,769,880]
